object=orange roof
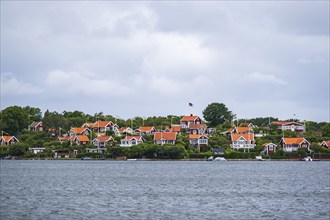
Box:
[181,115,200,122]
[71,127,88,134]
[154,132,177,141]
[282,138,307,145]
[75,135,89,142]
[95,136,112,142]
[189,124,207,129]
[236,127,252,133]
[1,136,18,142]
[138,126,155,132]
[171,125,181,132]
[93,121,112,128]
[189,134,208,139]
[231,133,255,142]
[118,127,128,133]
[123,136,143,141]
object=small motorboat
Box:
[214,157,226,161]
[303,156,313,161]
[256,156,265,161]
[207,156,214,161]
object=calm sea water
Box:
[0,160,329,220]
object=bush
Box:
[8,143,29,156]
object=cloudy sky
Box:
[1,1,329,122]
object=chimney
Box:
[190,114,193,116]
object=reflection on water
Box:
[1,160,329,220]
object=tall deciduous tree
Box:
[42,110,68,130]
[24,106,42,124]
[203,103,233,126]
[0,106,29,134]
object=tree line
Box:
[1,104,329,136]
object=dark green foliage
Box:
[208,135,230,147]
[8,143,29,156]
[107,146,125,158]
[1,106,29,135]
[203,103,233,126]
[321,123,330,137]
[42,110,68,130]
[24,106,42,124]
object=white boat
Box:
[256,156,265,161]
[303,156,313,161]
[207,156,214,161]
[214,157,226,161]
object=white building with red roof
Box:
[262,143,277,155]
[319,140,330,148]
[92,136,113,147]
[180,114,202,129]
[120,136,144,147]
[154,132,177,145]
[92,121,117,133]
[189,134,208,147]
[272,121,305,134]
[69,127,91,137]
[230,133,255,151]
[71,135,90,145]
[279,137,310,152]
[0,135,19,145]
[135,126,157,135]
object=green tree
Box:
[23,106,42,124]
[1,106,29,135]
[8,143,29,156]
[203,103,233,126]
[321,123,330,137]
[42,110,68,130]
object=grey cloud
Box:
[1,1,329,122]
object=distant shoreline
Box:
[2,157,330,161]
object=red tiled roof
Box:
[95,136,112,142]
[320,141,330,147]
[75,135,89,142]
[282,138,307,145]
[154,132,177,141]
[138,126,155,132]
[71,127,88,134]
[93,121,112,128]
[118,127,128,133]
[181,115,200,122]
[171,125,181,132]
[236,127,252,133]
[1,136,18,142]
[231,133,255,142]
[189,124,207,129]
[189,134,208,139]
[123,136,143,141]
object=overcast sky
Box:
[1,1,329,122]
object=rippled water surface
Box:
[1,160,329,220]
